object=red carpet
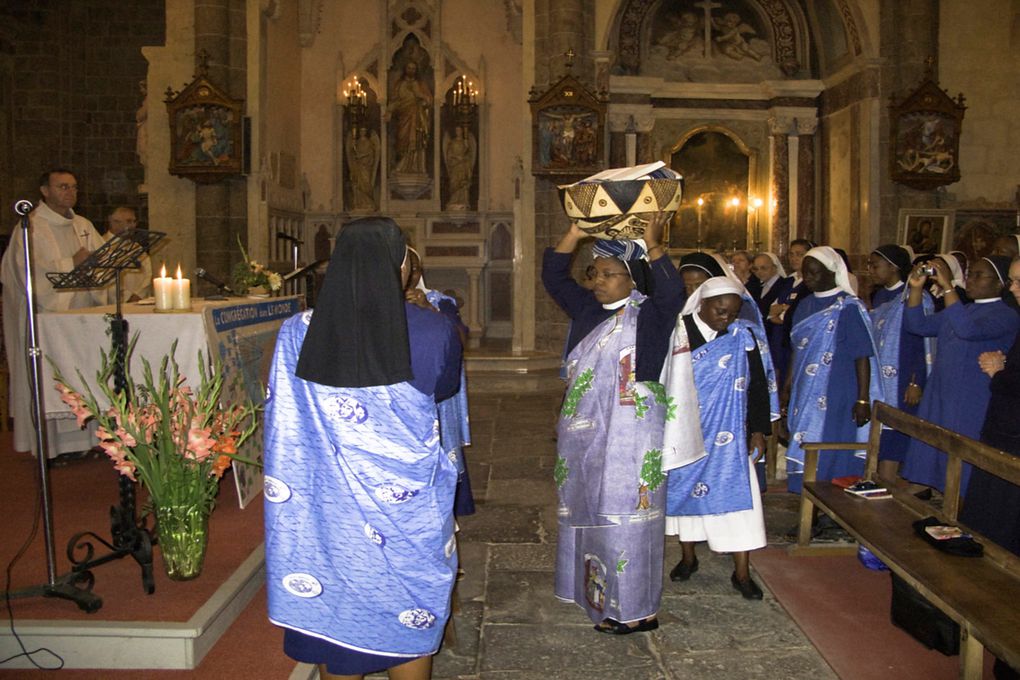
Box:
[752,546,994,679]
[0,433,262,621]
[0,430,299,678]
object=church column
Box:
[768,116,792,257]
[466,266,483,347]
[193,0,247,283]
[795,117,817,243]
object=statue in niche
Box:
[712,12,763,62]
[345,126,380,210]
[443,126,476,209]
[390,55,433,175]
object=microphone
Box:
[194,267,235,295]
[14,200,33,216]
[276,231,303,244]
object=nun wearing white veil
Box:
[662,278,780,600]
[781,246,882,494]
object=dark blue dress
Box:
[959,332,1020,555]
[901,299,1020,494]
[759,276,793,386]
[871,284,929,463]
[542,249,686,381]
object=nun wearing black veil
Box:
[263,217,462,680]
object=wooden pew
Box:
[791,401,1020,679]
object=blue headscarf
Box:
[592,239,651,294]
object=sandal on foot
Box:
[594,617,659,635]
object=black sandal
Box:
[593,617,659,635]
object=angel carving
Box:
[443,127,477,209]
[346,127,380,210]
[712,12,763,62]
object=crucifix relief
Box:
[694,0,722,59]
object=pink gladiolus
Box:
[54,383,91,429]
[186,422,215,461]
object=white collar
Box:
[814,287,843,298]
[973,297,1001,304]
[792,273,802,286]
[885,281,905,291]
[602,297,629,311]
[36,201,75,224]
[761,274,779,291]
[691,310,719,342]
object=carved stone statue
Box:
[390,60,432,175]
[136,79,148,169]
[443,127,476,209]
[345,126,380,210]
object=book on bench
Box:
[844,480,892,500]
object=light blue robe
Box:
[264,311,458,658]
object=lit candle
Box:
[172,264,191,310]
[153,264,173,311]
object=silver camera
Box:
[921,264,937,277]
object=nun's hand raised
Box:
[643,211,670,249]
[929,257,953,291]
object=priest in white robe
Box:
[1,169,106,457]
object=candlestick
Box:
[696,197,704,251]
[172,264,191,310]
[154,264,173,311]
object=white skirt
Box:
[664,458,766,553]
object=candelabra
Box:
[451,74,479,129]
[342,74,368,129]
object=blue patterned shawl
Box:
[785,297,883,477]
[264,312,457,658]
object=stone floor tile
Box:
[457,504,546,544]
[483,570,581,625]
[488,543,557,572]
[455,541,488,603]
[653,595,811,653]
[488,455,556,481]
[660,648,837,679]
[484,479,558,506]
[480,623,658,673]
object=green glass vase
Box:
[155,503,210,581]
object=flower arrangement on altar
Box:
[232,236,283,294]
[52,339,259,580]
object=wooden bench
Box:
[792,401,1020,679]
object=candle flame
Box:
[175,264,183,280]
[160,263,167,278]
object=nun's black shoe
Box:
[731,572,764,600]
[594,617,659,635]
[669,557,699,581]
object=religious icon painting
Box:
[529,73,607,179]
[889,70,966,191]
[165,52,244,184]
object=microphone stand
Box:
[1,200,101,612]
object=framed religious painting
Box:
[165,53,245,184]
[529,73,607,179]
[898,209,954,256]
[889,74,966,191]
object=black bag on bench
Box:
[890,572,960,655]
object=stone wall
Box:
[0,0,165,232]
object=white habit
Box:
[1,202,106,456]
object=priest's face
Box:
[40,172,78,215]
[698,293,742,333]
